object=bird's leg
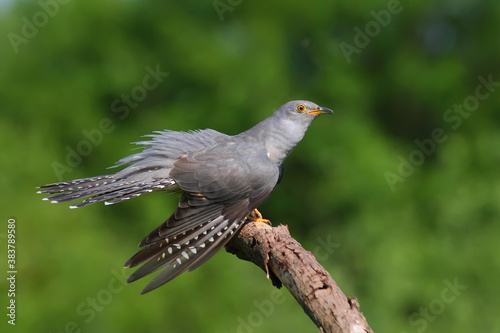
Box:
[248,208,272,225]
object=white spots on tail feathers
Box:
[145,218,244,272]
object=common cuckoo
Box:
[38,100,333,293]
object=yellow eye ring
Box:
[296,104,306,113]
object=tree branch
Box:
[225,222,373,333]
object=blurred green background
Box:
[1,0,499,332]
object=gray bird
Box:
[38,100,333,293]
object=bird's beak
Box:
[306,106,333,116]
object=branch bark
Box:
[225,222,373,333]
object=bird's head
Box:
[276,100,333,126]
[244,100,333,163]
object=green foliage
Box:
[1,0,499,332]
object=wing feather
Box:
[125,145,280,293]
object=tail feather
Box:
[79,179,176,208]
[125,200,250,293]
[40,179,133,203]
[38,129,226,208]
[38,175,177,208]
[141,217,245,294]
[70,181,174,208]
[127,215,246,294]
[138,203,224,247]
[37,175,115,194]
[125,216,224,270]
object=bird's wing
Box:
[37,129,227,208]
[125,145,279,293]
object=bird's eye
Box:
[296,104,306,113]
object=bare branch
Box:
[225,222,373,333]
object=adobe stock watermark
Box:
[228,289,286,333]
[213,0,243,22]
[6,218,17,326]
[339,0,408,64]
[385,74,499,191]
[51,65,169,181]
[51,268,128,333]
[7,0,71,54]
[313,235,340,261]
[401,277,467,333]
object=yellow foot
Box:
[247,208,272,225]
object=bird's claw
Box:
[248,208,272,225]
